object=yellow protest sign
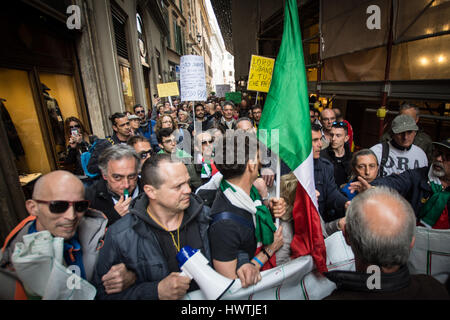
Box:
[247,55,275,93]
[157,82,179,98]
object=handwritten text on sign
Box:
[157,82,179,98]
[180,55,207,102]
[247,55,275,93]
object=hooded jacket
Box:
[92,192,212,300]
[0,209,107,299]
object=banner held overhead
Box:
[180,55,207,102]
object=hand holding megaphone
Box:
[158,272,191,300]
[177,246,235,300]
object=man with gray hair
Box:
[324,187,449,299]
[85,144,142,227]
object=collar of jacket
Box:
[128,192,210,236]
[325,143,351,161]
[390,139,413,151]
[324,264,411,293]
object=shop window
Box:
[0,68,52,174]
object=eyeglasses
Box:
[33,199,90,214]
[111,173,138,182]
[135,110,145,114]
[332,121,347,128]
[139,149,153,159]
[69,125,81,129]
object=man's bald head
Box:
[27,171,85,240]
[32,170,84,200]
[321,108,336,131]
[345,187,416,269]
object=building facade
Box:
[0,0,219,242]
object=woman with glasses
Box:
[63,116,91,176]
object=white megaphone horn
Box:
[177,246,235,300]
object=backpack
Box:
[379,141,390,177]
[80,137,114,178]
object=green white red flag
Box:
[258,0,327,273]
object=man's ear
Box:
[26,199,39,217]
[112,124,118,133]
[344,134,349,143]
[342,225,351,247]
[409,236,416,250]
[144,184,157,200]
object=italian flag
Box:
[258,0,327,273]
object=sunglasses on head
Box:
[33,199,90,214]
[332,121,347,128]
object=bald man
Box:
[320,108,336,150]
[324,187,449,299]
[0,171,136,299]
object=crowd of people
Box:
[0,95,449,300]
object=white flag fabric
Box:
[11,231,96,300]
[183,231,355,300]
[408,226,450,285]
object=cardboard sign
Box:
[247,55,275,93]
[225,92,242,105]
[157,82,179,98]
[180,55,207,101]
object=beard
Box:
[432,161,445,178]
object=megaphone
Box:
[177,246,234,300]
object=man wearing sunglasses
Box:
[0,171,136,299]
[350,138,450,230]
[127,135,153,167]
[134,104,158,152]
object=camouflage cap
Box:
[391,114,419,134]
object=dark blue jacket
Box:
[93,192,211,300]
[138,120,159,152]
[372,166,450,224]
[314,158,349,222]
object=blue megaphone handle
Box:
[176,246,199,268]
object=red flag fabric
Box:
[290,181,328,273]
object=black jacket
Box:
[372,166,450,224]
[85,178,142,227]
[324,265,449,300]
[314,157,349,222]
[320,144,352,188]
[93,192,212,300]
[87,133,127,178]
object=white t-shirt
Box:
[370,141,428,176]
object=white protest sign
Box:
[180,55,207,102]
[215,84,231,98]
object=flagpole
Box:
[275,154,280,229]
